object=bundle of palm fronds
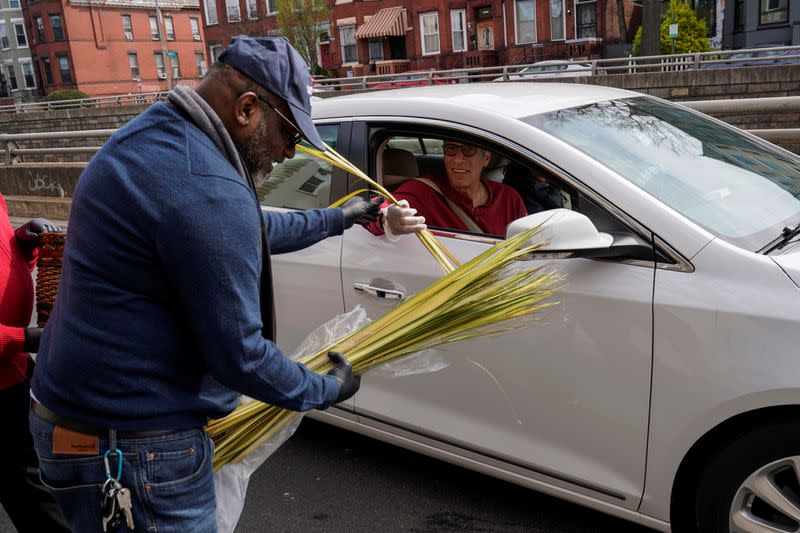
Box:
[208,223,562,471]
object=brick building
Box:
[200,0,639,77]
[21,0,208,97]
[0,0,37,103]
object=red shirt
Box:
[0,194,36,390]
[367,174,527,237]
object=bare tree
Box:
[275,0,330,69]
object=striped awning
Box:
[355,6,407,39]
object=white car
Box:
[260,83,800,533]
[493,60,593,81]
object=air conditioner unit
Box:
[158,72,167,79]
[193,34,201,41]
[124,31,133,40]
[132,76,140,81]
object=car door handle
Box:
[353,282,406,300]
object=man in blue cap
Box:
[30,36,379,532]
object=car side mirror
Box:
[506,209,652,261]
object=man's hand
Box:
[15,218,61,249]
[24,327,42,353]
[385,200,426,235]
[326,351,360,403]
[341,197,382,229]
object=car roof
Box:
[312,82,639,121]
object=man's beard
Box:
[242,119,274,188]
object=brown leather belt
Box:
[31,400,177,439]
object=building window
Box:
[226,0,240,22]
[50,14,64,41]
[575,0,596,39]
[205,0,218,25]
[190,17,200,39]
[339,24,356,64]
[734,0,744,28]
[209,43,221,63]
[164,16,174,39]
[128,52,139,78]
[154,52,165,76]
[14,22,27,47]
[121,14,133,39]
[9,0,19,8]
[420,12,439,55]
[169,52,180,78]
[195,51,205,76]
[0,25,8,50]
[760,0,788,25]
[21,61,35,88]
[515,0,536,43]
[550,0,565,40]
[451,9,466,52]
[149,16,160,39]
[266,0,277,14]
[42,57,53,85]
[6,64,17,90]
[57,55,71,83]
[247,0,257,19]
[368,38,383,61]
[35,16,45,42]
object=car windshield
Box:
[524,97,800,251]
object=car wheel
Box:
[693,420,800,533]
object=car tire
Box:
[691,419,800,533]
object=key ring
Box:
[103,449,123,481]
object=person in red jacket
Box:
[0,194,67,532]
[366,140,527,239]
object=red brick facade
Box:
[22,0,207,96]
[200,0,638,78]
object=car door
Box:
[263,122,350,386]
[341,122,655,508]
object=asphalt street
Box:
[0,419,657,532]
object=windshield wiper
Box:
[763,222,800,254]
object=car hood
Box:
[772,252,800,288]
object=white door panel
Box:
[342,228,653,507]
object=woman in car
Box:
[367,141,527,238]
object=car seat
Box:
[382,148,420,190]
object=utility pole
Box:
[641,0,661,56]
[154,0,173,89]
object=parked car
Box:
[310,75,337,94]
[370,70,453,89]
[261,83,800,533]
[493,60,593,81]
[699,46,800,69]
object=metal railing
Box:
[2,96,799,165]
[0,91,168,115]
[4,45,800,114]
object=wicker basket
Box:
[36,232,65,327]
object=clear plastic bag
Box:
[214,306,369,533]
[213,305,450,532]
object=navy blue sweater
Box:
[32,103,344,430]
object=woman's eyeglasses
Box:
[253,93,304,146]
[443,143,478,157]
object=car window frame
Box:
[344,118,683,270]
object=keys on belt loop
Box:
[101,429,134,531]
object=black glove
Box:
[24,327,42,353]
[15,218,61,249]
[326,351,361,403]
[341,197,382,229]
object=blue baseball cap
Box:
[219,35,324,151]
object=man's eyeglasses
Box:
[443,143,478,157]
[253,93,304,146]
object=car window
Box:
[257,124,338,210]
[377,132,578,238]
[525,97,800,251]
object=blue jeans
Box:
[30,412,217,533]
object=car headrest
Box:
[382,148,419,190]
